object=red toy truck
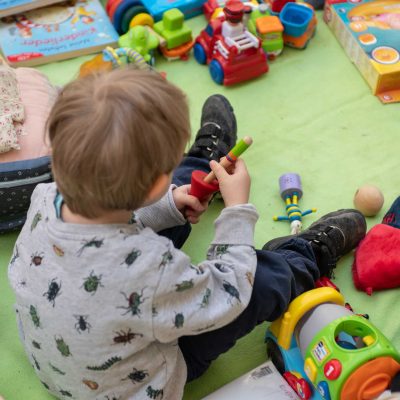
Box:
[193,12,268,85]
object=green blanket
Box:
[1,11,400,400]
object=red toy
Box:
[353,196,400,295]
[189,136,253,201]
[271,0,294,13]
[193,1,268,86]
[189,170,220,202]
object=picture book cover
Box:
[0,0,119,67]
[324,0,400,103]
[0,0,64,19]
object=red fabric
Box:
[352,223,400,295]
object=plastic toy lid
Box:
[256,15,284,34]
[340,356,400,400]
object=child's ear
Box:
[144,174,171,205]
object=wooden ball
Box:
[353,185,384,217]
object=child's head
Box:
[47,67,190,218]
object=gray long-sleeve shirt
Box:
[8,182,258,400]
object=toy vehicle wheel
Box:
[209,59,224,85]
[194,43,207,65]
[266,338,285,374]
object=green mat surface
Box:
[1,11,400,400]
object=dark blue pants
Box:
[159,156,319,382]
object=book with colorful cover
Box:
[0,0,64,19]
[0,0,119,67]
[324,0,400,104]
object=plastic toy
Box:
[266,286,400,399]
[271,0,294,13]
[194,1,268,85]
[153,8,194,60]
[280,2,317,49]
[202,0,259,21]
[189,136,253,201]
[118,25,159,63]
[105,0,206,34]
[248,13,284,59]
[273,173,317,234]
[79,46,149,77]
[353,184,384,217]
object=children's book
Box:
[0,0,119,67]
[0,0,63,19]
[202,361,300,399]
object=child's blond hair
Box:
[47,67,190,218]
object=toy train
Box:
[266,287,400,399]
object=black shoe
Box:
[263,209,367,278]
[187,94,237,162]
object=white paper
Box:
[202,361,300,400]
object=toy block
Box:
[154,8,192,50]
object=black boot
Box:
[263,209,367,277]
[187,94,237,162]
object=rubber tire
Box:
[209,59,224,85]
[193,43,207,65]
[266,338,285,375]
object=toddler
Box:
[8,67,366,400]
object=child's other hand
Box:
[210,159,251,207]
[173,185,210,224]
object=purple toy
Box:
[274,173,317,234]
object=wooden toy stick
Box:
[203,136,253,183]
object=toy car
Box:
[266,287,400,399]
[193,16,268,85]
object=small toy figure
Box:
[221,1,258,49]
[273,173,316,234]
[189,136,253,201]
[221,1,246,38]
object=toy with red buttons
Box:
[265,284,400,399]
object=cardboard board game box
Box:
[324,0,400,103]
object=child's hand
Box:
[210,159,251,207]
[173,185,210,224]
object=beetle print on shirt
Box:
[77,237,104,257]
[118,288,148,317]
[121,248,142,268]
[81,270,104,295]
[43,278,62,307]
